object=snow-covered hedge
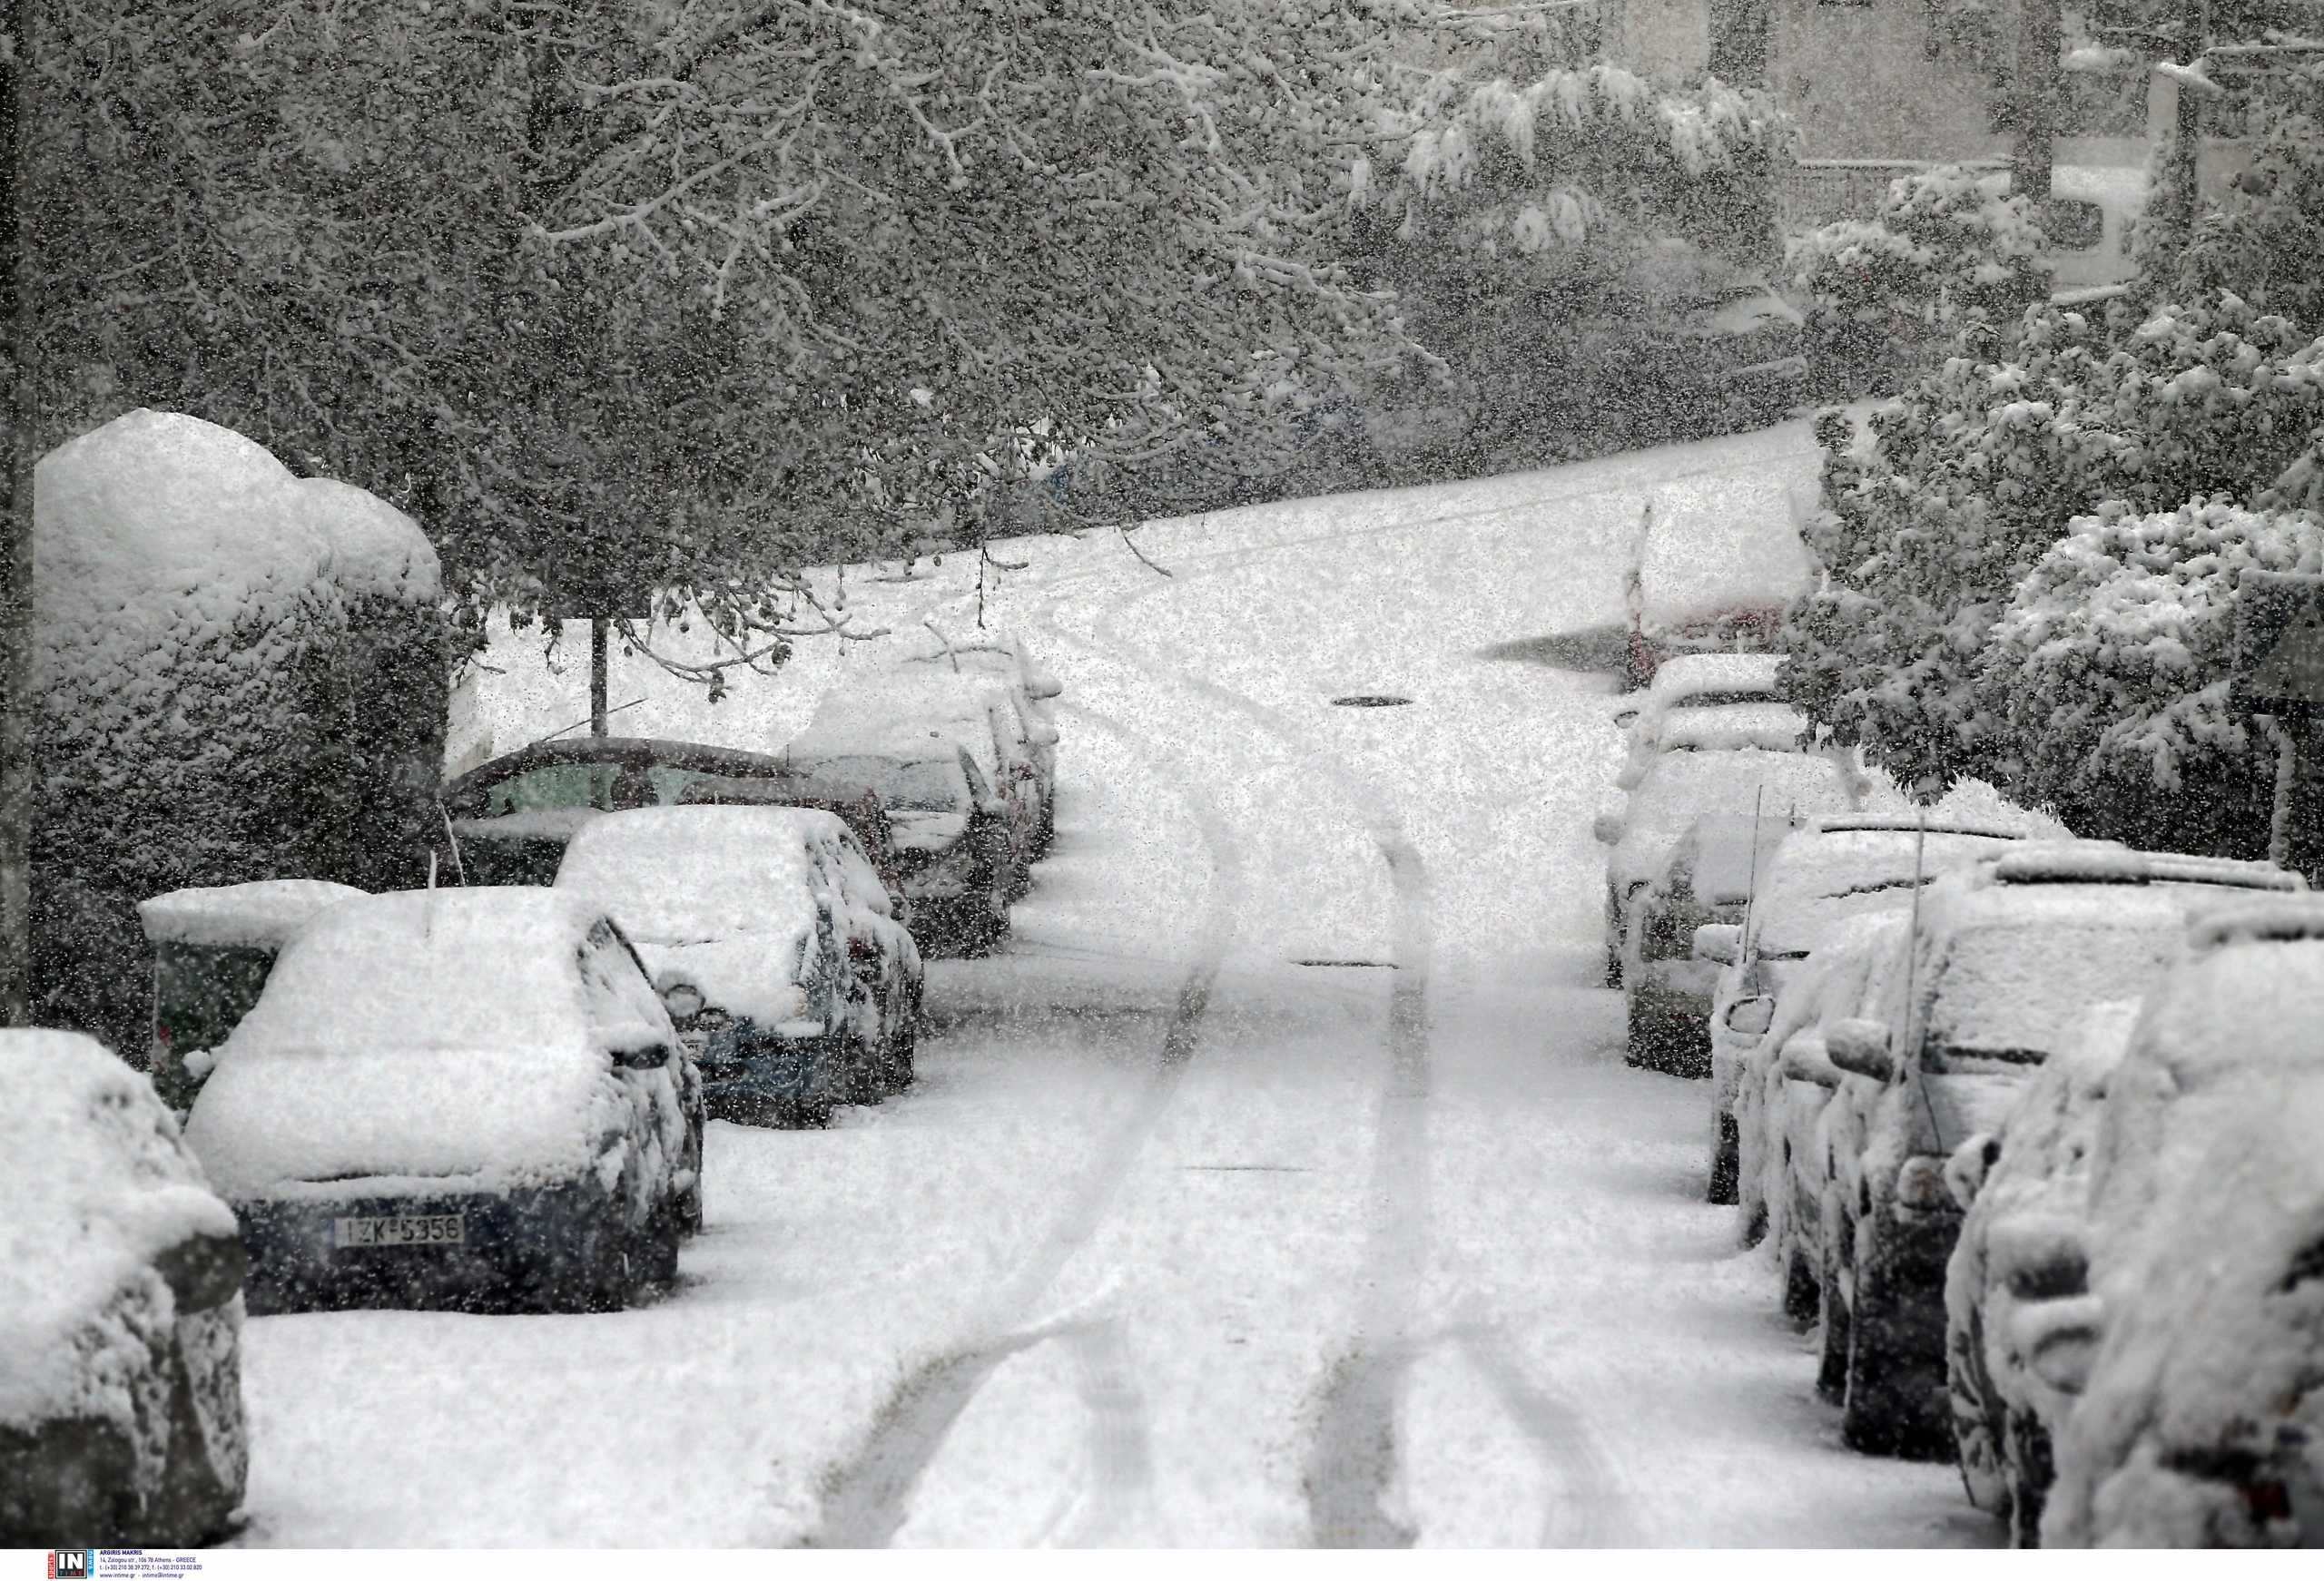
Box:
[30,410,449,1056]
[1983,498,2324,855]
[1787,164,2051,388]
[1778,295,2324,803]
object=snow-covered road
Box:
[234,423,1996,1547]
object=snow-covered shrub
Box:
[30,411,448,1056]
[2154,63,2324,335]
[1779,295,2324,800]
[1983,498,2324,859]
[0,1030,248,1546]
[1787,164,2051,389]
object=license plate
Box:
[334,1213,465,1249]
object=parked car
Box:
[1620,463,1816,692]
[135,879,367,1111]
[1597,737,1890,990]
[1807,845,2303,1458]
[1609,650,1786,736]
[439,735,837,887]
[1622,810,1801,1076]
[183,889,697,1314]
[775,737,1018,957]
[556,806,921,1122]
[2043,896,2324,1547]
[1,1031,250,1547]
[1613,700,1807,796]
[892,631,1064,850]
[1943,1001,2141,1547]
[802,671,1046,891]
[1699,816,2058,1207]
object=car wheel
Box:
[843,1028,885,1106]
[643,1202,682,1289]
[1816,1236,1853,1405]
[886,1011,918,1094]
[2004,1408,2054,1548]
[1708,1110,1740,1204]
[1782,1242,1820,1325]
[1840,1225,1952,1459]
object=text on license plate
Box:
[335,1213,465,1249]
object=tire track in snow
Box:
[1448,1321,1636,1547]
[1042,594,1438,1548]
[803,699,1235,1548]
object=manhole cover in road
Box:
[1330,694,1412,708]
[1289,957,1401,969]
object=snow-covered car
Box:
[2043,897,2324,1547]
[135,879,368,1112]
[1942,1000,2141,1547]
[1700,814,2061,1207]
[796,671,1045,895]
[1808,845,2304,1459]
[1741,910,1916,1324]
[1607,648,1787,752]
[440,735,838,887]
[556,806,921,1124]
[892,630,1064,851]
[1,1031,249,1547]
[1621,810,1801,1076]
[1620,464,1817,692]
[1598,738,1890,993]
[775,736,1018,957]
[183,889,696,1314]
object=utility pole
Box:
[590,615,608,737]
[2013,0,2062,203]
[2,0,36,1026]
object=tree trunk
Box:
[2,0,36,1026]
[2013,0,2062,204]
[589,615,608,738]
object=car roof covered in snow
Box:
[2128,928,2324,1093]
[1631,469,1817,634]
[1644,652,1786,702]
[2184,893,2324,951]
[137,879,369,950]
[1984,845,2302,891]
[556,805,837,949]
[1748,823,2034,955]
[0,1031,241,1429]
[444,735,801,801]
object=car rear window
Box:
[484,761,619,815]
[1926,919,2181,1065]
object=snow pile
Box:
[1633,468,1816,634]
[183,891,642,1199]
[0,1031,241,1442]
[30,410,446,1056]
[555,807,833,1025]
[136,880,368,951]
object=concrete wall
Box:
[1768,0,2008,159]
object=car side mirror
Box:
[1778,1039,1839,1088]
[613,1043,671,1070]
[1612,706,1640,729]
[1826,1018,1895,1083]
[1592,810,1624,846]
[2021,1296,2105,1397]
[1723,994,1775,1040]
[1694,924,1743,967]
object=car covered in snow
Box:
[2042,897,2324,1547]
[891,631,1064,852]
[1597,735,1890,992]
[556,805,921,1124]
[797,670,1047,893]
[675,771,912,929]
[1807,845,2304,1459]
[135,879,368,1113]
[773,736,1018,957]
[440,735,841,888]
[1607,649,1786,740]
[1,1031,249,1547]
[1620,465,1817,692]
[1699,813,2060,1206]
[1621,810,1801,1076]
[183,889,697,1314]
[1942,1000,2141,1547]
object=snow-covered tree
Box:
[1982,496,2324,855]
[1787,165,2051,390]
[1779,294,2324,793]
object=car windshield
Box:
[1926,918,2185,1065]
[482,761,620,815]
[787,753,967,812]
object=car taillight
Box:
[663,983,704,1022]
[1895,1156,1953,1213]
[2240,1478,2292,1525]
[848,936,878,964]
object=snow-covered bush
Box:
[1787,164,2050,388]
[30,411,448,1056]
[1779,295,2324,799]
[2152,63,2324,336]
[1984,499,2324,858]
[0,1030,248,1547]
